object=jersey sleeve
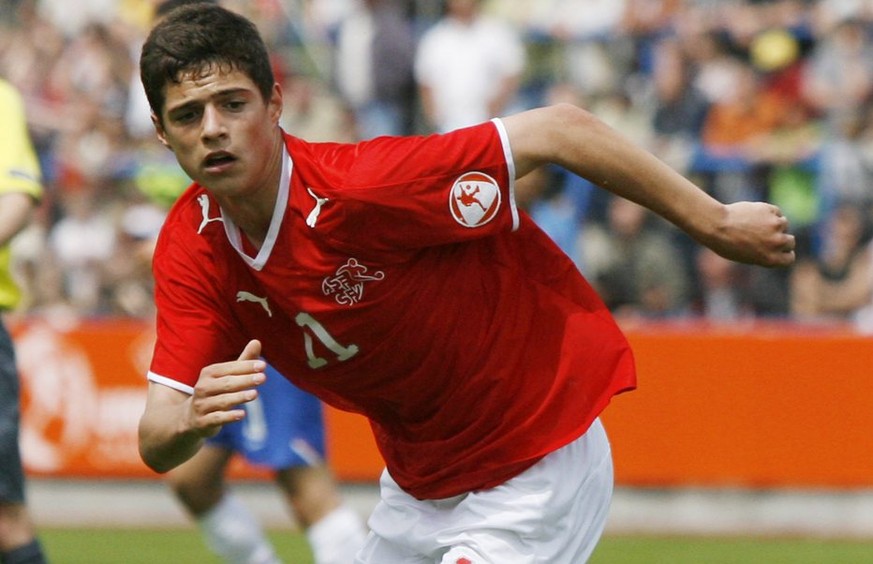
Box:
[148,214,243,393]
[296,119,519,254]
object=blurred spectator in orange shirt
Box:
[700,59,785,154]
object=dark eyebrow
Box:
[213,87,253,100]
[166,87,254,114]
[166,100,200,116]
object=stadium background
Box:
[2,0,873,556]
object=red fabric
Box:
[150,122,636,499]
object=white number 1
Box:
[242,396,267,447]
[295,312,359,369]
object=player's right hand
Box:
[187,339,266,438]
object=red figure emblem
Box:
[449,171,501,228]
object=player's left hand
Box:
[702,201,796,268]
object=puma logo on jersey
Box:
[197,193,224,234]
[236,291,272,317]
[449,172,501,228]
[306,187,329,228]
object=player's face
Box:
[153,66,284,202]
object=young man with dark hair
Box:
[145,3,367,563]
[137,5,795,562]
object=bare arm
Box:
[138,339,266,473]
[0,192,36,247]
[502,104,796,268]
[818,251,873,314]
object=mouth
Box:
[203,151,237,173]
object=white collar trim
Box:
[222,147,292,271]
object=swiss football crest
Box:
[449,171,501,228]
[322,258,385,306]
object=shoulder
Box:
[154,184,217,257]
[348,123,505,189]
[162,184,207,226]
[288,124,502,188]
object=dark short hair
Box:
[155,0,217,19]
[140,3,275,122]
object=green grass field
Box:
[39,529,873,563]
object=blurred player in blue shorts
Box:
[166,363,367,564]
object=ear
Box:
[268,83,283,125]
[151,112,171,149]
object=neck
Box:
[221,137,285,248]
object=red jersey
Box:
[149,120,636,499]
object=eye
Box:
[225,99,247,111]
[171,107,201,125]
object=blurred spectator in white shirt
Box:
[414,0,525,132]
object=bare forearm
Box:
[506,104,722,239]
[138,399,205,473]
[819,258,872,313]
[819,288,871,314]
[138,343,266,473]
[503,104,794,267]
[138,383,209,473]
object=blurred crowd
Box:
[1,0,872,330]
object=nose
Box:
[201,104,226,142]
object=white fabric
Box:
[307,504,369,564]
[356,419,613,563]
[198,493,280,564]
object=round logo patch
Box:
[448,171,501,228]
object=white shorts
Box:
[355,418,613,564]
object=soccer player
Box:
[136,5,796,563]
[167,363,366,564]
[143,4,367,564]
[0,77,49,564]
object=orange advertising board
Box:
[10,317,873,487]
[10,316,379,481]
[604,321,873,488]
[13,317,156,479]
